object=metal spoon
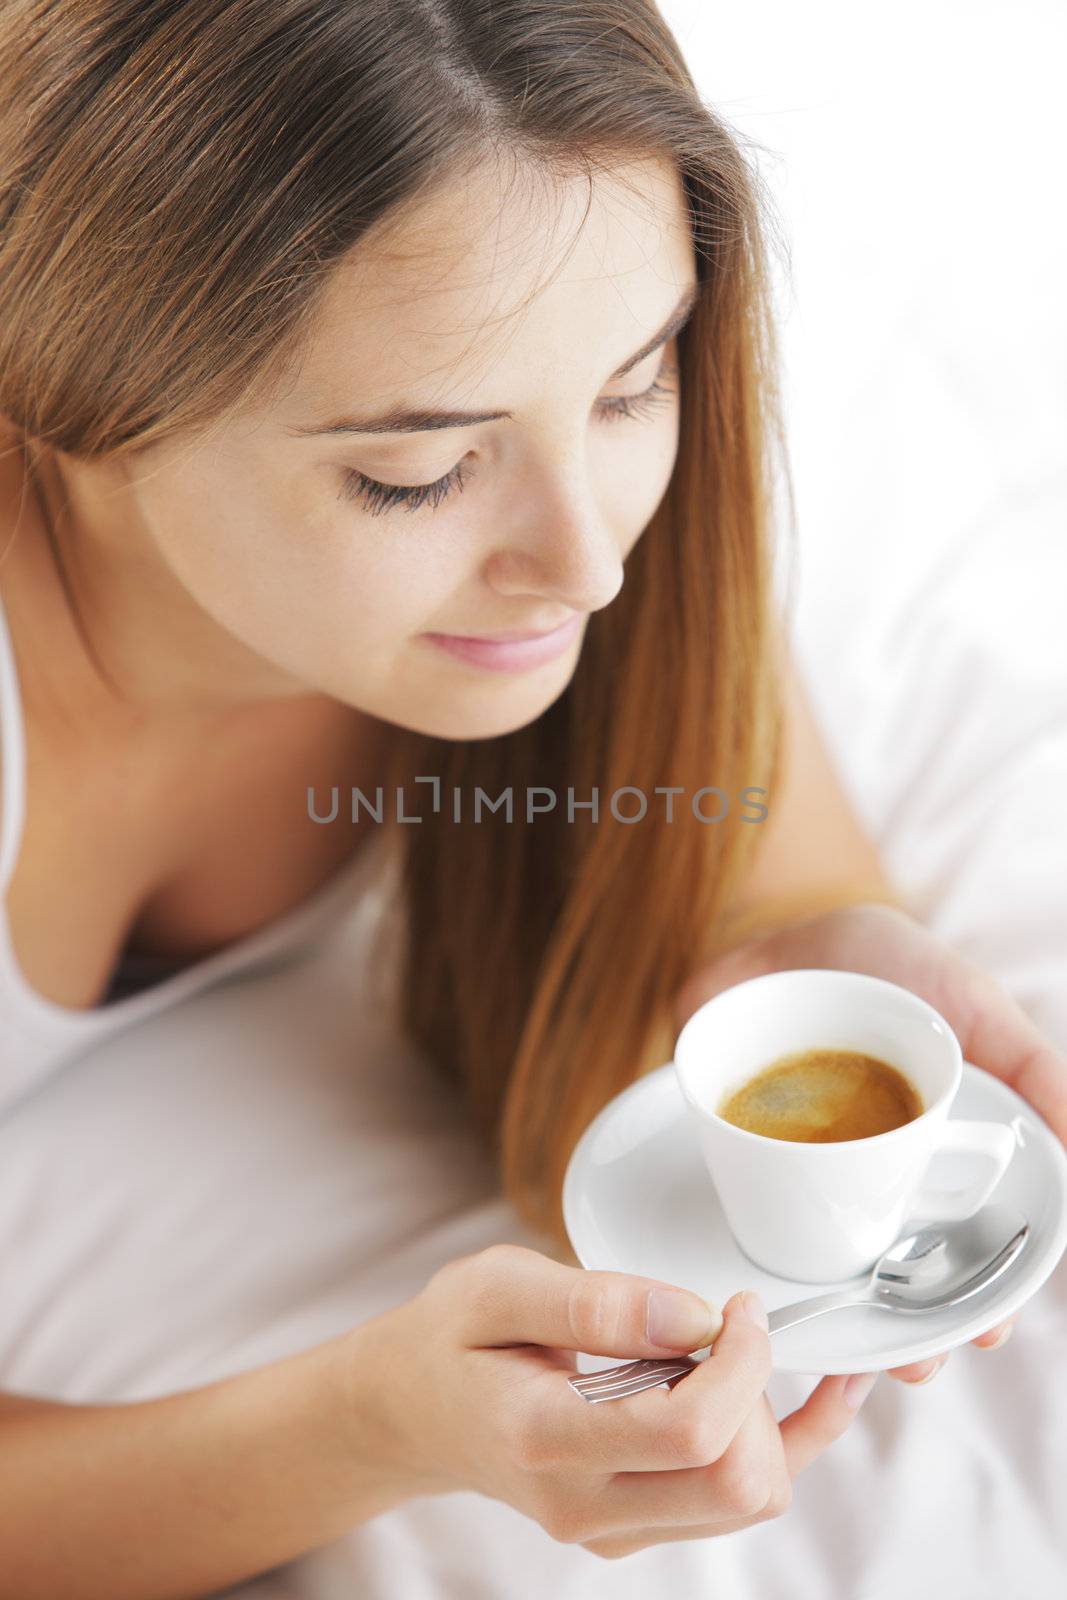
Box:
[567,1205,1030,1402]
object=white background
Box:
[661,0,1067,1045]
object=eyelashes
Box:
[340,363,679,518]
[597,367,678,426]
[342,457,471,518]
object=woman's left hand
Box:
[673,901,1067,1387]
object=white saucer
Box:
[562,1060,1067,1374]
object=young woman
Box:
[1,3,1062,1596]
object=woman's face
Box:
[77,156,697,740]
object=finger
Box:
[579,1408,789,1556]
[971,1320,1015,1350]
[454,1243,723,1359]
[886,1354,949,1384]
[950,966,1067,1145]
[582,1500,783,1557]
[776,1371,879,1477]
[527,1291,772,1475]
[583,1507,773,1557]
[586,1386,774,1534]
[583,1523,740,1557]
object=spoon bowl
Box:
[767,1203,1030,1333]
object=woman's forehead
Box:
[281,156,694,422]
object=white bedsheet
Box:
[2,840,1064,1600]
[2,3,1065,1595]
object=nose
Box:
[486,457,625,615]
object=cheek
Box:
[138,467,344,653]
[323,514,468,645]
[603,415,680,539]
[143,481,262,591]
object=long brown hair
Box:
[0,0,787,1259]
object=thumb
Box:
[643,1280,726,1354]
[458,1246,724,1358]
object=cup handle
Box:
[905,1120,1017,1222]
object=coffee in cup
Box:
[672,969,1017,1281]
[717,1047,924,1143]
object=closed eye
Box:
[340,361,679,518]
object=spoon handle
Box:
[766,1287,872,1334]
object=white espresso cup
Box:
[673,968,1017,1283]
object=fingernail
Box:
[911,1357,947,1386]
[981,1325,1013,1350]
[843,1372,879,1411]
[646,1288,723,1349]
[741,1291,769,1332]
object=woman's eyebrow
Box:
[287,281,699,438]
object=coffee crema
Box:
[716,1048,924,1143]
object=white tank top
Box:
[0,583,387,1118]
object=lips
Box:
[444,620,579,643]
[422,614,585,673]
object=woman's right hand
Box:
[353,1242,878,1559]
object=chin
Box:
[397,671,575,743]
